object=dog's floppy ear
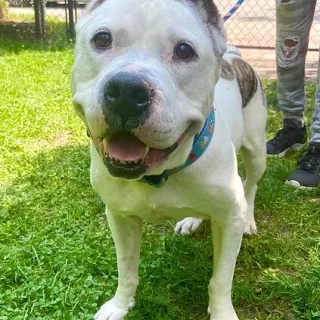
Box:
[188,0,227,59]
[190,0,220,26]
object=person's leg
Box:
[277,0,316,127]
[310,58,320,144]
[286,52,320,188]
[267,0,316,156]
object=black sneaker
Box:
[286,142,320,189]
[267,125,307,157]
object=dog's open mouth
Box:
[94,132,186,179]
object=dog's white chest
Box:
[94,177,211,222]
[91,147,240,223]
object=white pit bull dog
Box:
[72,0,267,319]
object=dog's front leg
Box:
[208,207,245,320]
[95,209,143,320]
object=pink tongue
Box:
[145,149,167,166]
[108,132,146,162]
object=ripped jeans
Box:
[276,0,320,143]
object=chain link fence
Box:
[217,0,320,50]
[0,0,83,41]
[1,0,320,50]
[0,0,37,40]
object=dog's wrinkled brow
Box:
[89,0,220,26]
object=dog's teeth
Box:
[142,147,149,159]
[102,138,108,155]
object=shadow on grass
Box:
[0,145,107,319]
[1,145,97,223]
[0,19,73,53]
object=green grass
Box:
[0,39,319,320]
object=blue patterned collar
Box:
[140,108,215,188]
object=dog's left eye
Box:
[174,42,196,61]
[93,31,112,49]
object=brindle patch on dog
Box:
[188,0,221,28]
[232,58,258,108]
[221,58,258,108]
[90,0,106,11]
[221,59,234,81]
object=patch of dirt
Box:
[23,132,73,151]
[54,131,72,147]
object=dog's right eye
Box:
[93,31,112,49]
[174,42,196,62]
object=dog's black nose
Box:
[103,73,153,129]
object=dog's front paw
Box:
[174,217,202,235]
[94,297,135,320]
[244,218,257,235]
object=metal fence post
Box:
[34,0,45,39]
[67,0,75,39]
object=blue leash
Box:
[223,0,245,22]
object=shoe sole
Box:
[267,143,306,158]
[285,180,315,190]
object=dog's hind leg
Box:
[95,209,143,320]
[240,83,267,235]
[241,145,266,235]
[174,217,203,235]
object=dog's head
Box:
[72,0,227,179]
